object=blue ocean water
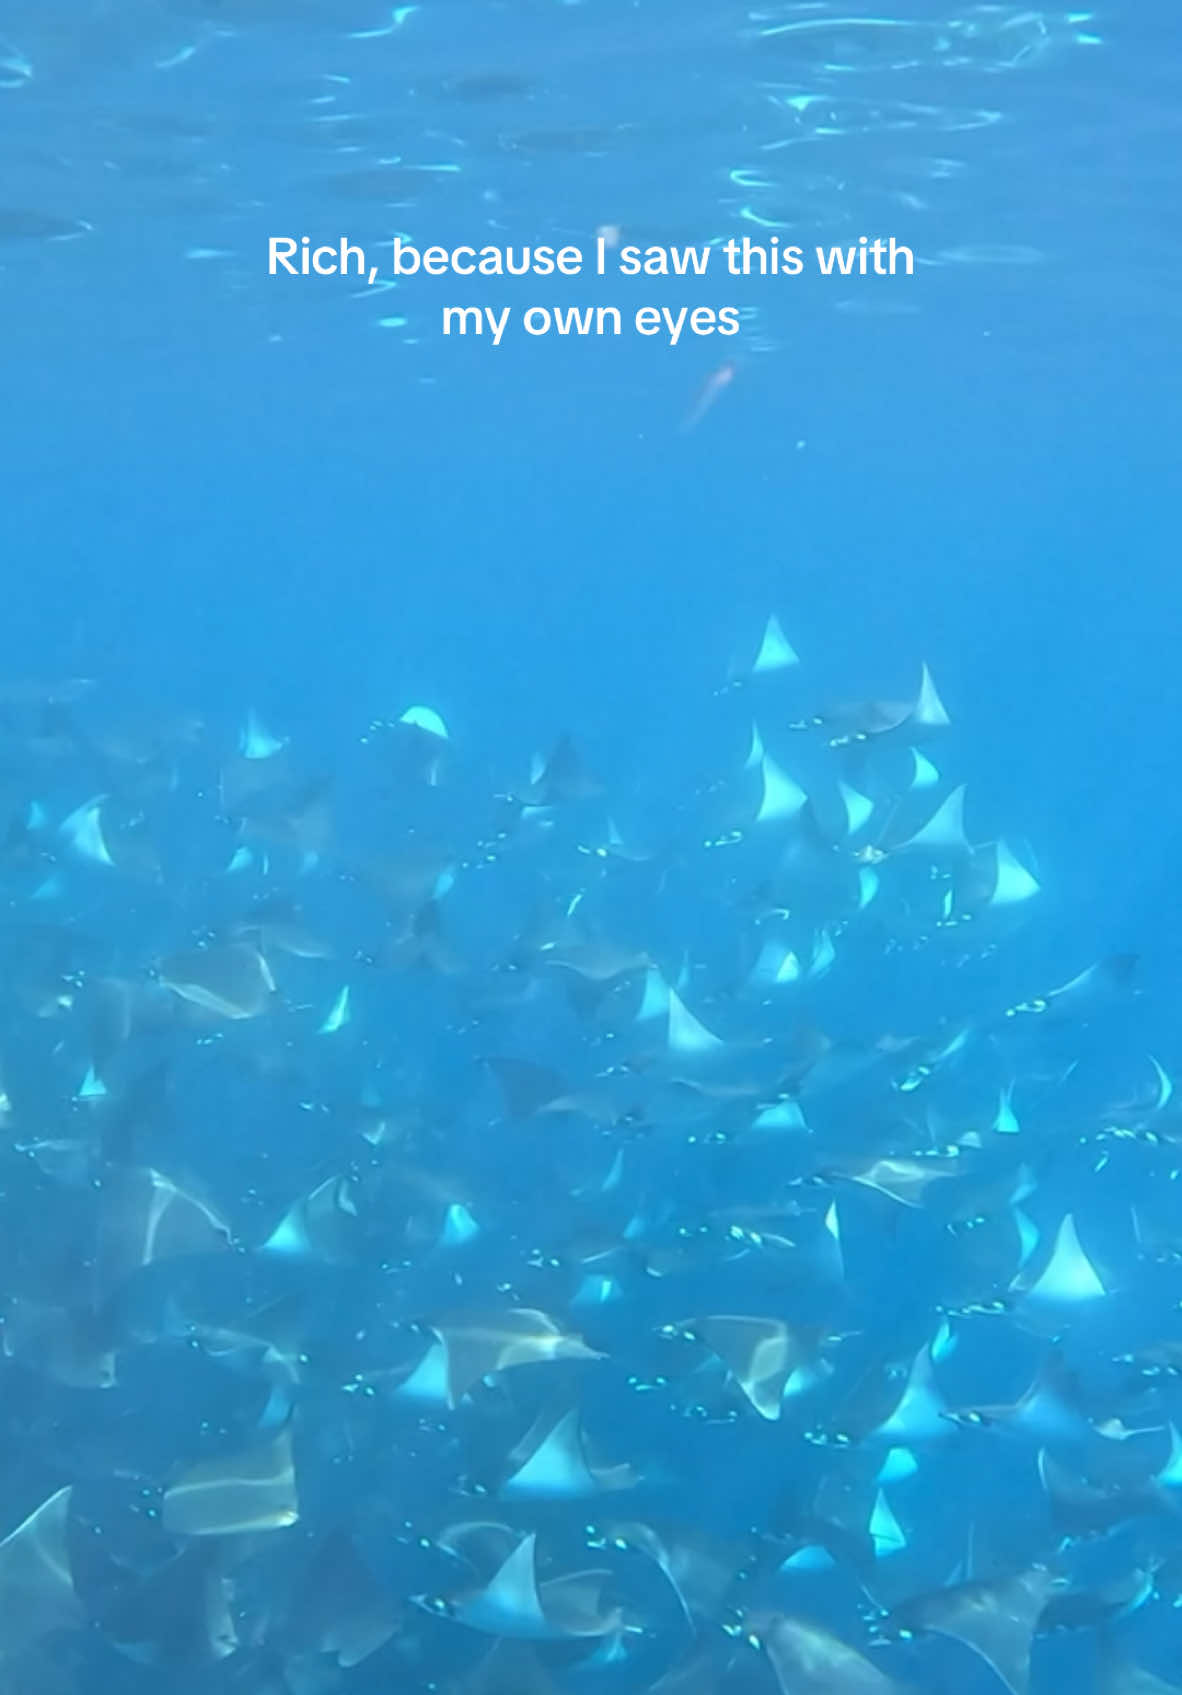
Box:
[5,6,1178,951]
[2,3,1181,1693]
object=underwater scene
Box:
[1,1,1180,1691]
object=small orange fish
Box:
[681,360,737,432]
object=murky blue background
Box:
[1,8,1179,1682]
